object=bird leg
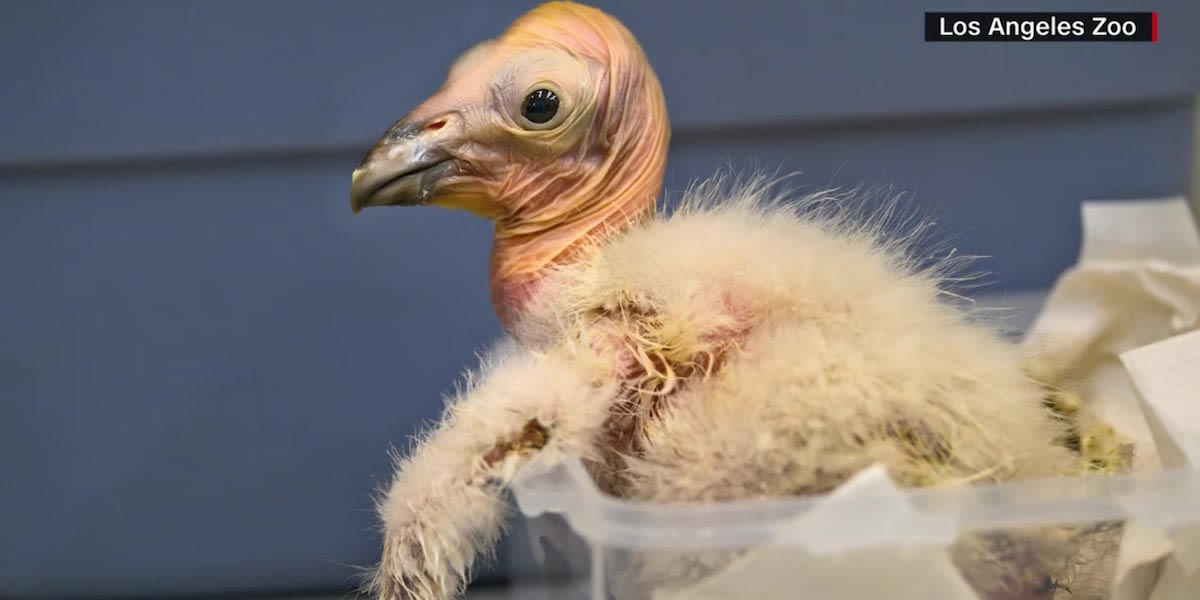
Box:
[371,346,618,600]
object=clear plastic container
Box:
[512,456,1200,599]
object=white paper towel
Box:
[1121,330,1200,469]
[1024,198,1200,471]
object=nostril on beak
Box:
[427,119,447,131]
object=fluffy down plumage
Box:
[522,180,1080,495]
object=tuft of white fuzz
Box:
[370,345,618,599]
[524,174,1076,496]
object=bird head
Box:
[350,2,670,330]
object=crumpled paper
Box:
[1024,198,1200,471]
[1121,330,1200,469]
[660,197,1200,600]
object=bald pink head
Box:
[350,2,670,333]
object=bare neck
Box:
[488,181,656,335]
[485,58,671,335]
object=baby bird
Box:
[349,3,1101,599]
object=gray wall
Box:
[2,1,1198,598]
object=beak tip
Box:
[350,119,456,213]
[350,168,368,214]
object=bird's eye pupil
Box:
[521,89,559,125]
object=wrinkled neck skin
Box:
[482,5,671,340]
[488,169,658,338]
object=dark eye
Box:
[521,88,559,125]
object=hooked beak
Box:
[349,116,460,214]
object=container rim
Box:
[512,457,1200,551]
